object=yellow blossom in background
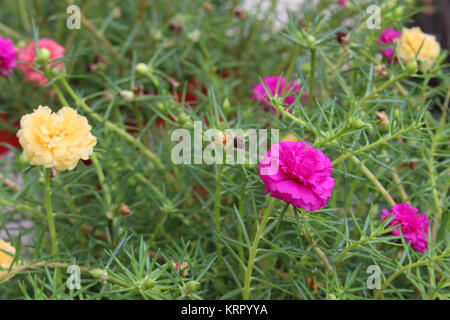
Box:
[17,106,97,171]
[397,27,441,72]
[0,239,15,276]
[281,133,299,142]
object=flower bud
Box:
[326,293,338,300]
[142,277,156,289]
[350,118,368,130]
[161,201,174,215]
[152,29,164,42]
[156,102,165,112]
[306,35,316,48]
[36,48,51,63]
[121,90,135,102]
[177,112,190,126]
[135,63,149,75]
[187,30,201,43]
[300,63,311,74]
[222,97,231,115]
[182,280,200,295]
[405,60,418,74]
[394,6,404,19]
[90,268,107,280]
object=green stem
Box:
[44,168,58,255]
[91,153,116,244]
[331,124,418,166]
[359,74,407,106]
[243,198,277,300]
[58,77,166,171]
[309,48,316,108]
[214,164,224,258]
[350,155,395,207]
[374,251,449,299]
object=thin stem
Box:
[243,198,277,300]
[309,48,316,108]
[374,251,449,299]
[350,155,396,207]
[214,164,224,258]
[359,74,407,106]
[332,124,418,166]
[44,168,58,255]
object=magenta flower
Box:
[0,37,17,77]
[252,76,305,114]
[381,203,430,253]
[377,27,401,64]
[337,0,348,7]
[17,38,65,87]
[258,141,335,211]
[378,27,401,44]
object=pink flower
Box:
[380,48,397,64]
[337,0,348,6]
[258,141,335,211]
[17,38,65,87]
[0,37,16,77]
[378,27,401,44]
[381,203,430,253]
[377,27,401,64]
[252,76,305,114]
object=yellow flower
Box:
[17,106,97,171]
[0,239,15,276]
[397,27,441,72]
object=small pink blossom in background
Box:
[381,203,430,253]
[380,48,397,64]
[337,0,348,7]
[252,76,305,114]
[17,38,65,87]
[377,27,401,64]
[0,37,17,77]
[258,141,335,211]
[378,27,401,44]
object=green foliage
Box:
[0,0,448,299]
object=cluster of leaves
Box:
[0,0,448,299]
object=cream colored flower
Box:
[397,27,441,72]
[17,106,97,171]
[0,239,15,276]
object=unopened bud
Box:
[306,35,316,48]
[151,29,163,42]
[135,63,149,75]
[187,30,201,43]
[90,268,107,280]
[182,280,200,295]
[405,60,418,74]
[326,293,338,300]
[177,112,190,126]
[36,48,51,63]
[121,90,135,102]
[161,201,174,215]
[300,63,311,74]
[350,118,368,130]
[143,277,157,289]
[222,97,231,115]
